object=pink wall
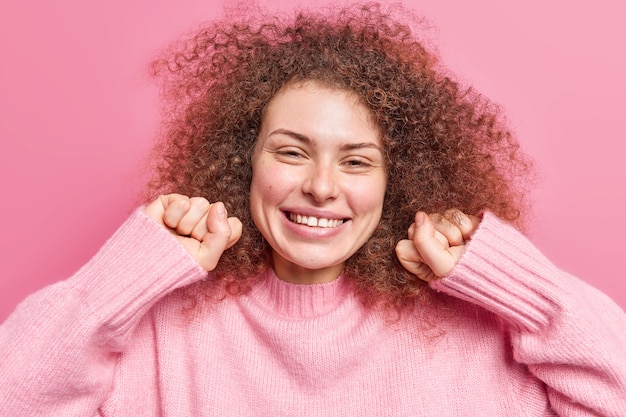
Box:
[1,0,624,321]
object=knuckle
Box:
[429,212,444,227]
[444,208,466,225]
[190,196,210,206]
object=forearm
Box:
[0,209,206,416]
[431,212,626,416]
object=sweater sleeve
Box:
[0,208,207,417]
[430,211,626,416]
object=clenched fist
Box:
[395,209,481,282]
[144,194,242,271]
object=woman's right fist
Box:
[144,194,242,271]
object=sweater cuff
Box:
[69,208,207,345]
[430,212,564,333]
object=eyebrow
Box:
[269,128,383,153]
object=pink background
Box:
[1,0,624,321]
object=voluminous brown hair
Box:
[147,2,533,310]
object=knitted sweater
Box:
[0,210,624,416]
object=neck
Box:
[271,252,344,285]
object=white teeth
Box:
[289,213,344,228]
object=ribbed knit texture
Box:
[1,210,625,416]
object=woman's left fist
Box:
[395,209,481,282]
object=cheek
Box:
[249,174,268,221]
[250,161,288,215]
[350,178,386,217]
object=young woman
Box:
[1,3,624,416]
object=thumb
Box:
[195,202,236,271]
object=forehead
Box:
[260,81,381,146]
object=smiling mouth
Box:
[288,212,345,228]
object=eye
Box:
[280,150,303,157]
[344,159,368,166]
[277,149,304,158]
[342,157,374,171]
[273,147,308,164]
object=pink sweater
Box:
[0,210,625,416]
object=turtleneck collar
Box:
[248,268,353,319]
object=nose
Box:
[302,163,339,202]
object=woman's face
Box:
[250,82,387,284]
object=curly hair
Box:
[146,2,534,310]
